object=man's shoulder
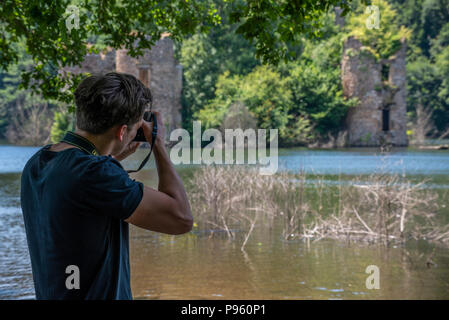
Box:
[74,154,130,186]
[22,145,125,181]
[82,154,125,174]
[22,144,51,170]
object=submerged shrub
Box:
[188,164,448,247]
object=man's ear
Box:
[117,124,128,142]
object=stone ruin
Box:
[341,36,408,147]
[336,7,408,147]
[61,34,183,133]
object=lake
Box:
[1,145,448,299]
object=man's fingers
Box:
[141,119,154,143]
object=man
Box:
[20,72,193,299]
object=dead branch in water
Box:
[188,164,448,248]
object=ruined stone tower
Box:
[334,7,408,147]
[341,36,408,147]
[62,34,183,132]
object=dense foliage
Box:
[346,0,411,60]
[0,0,362,102]
[390,0,449,132]
[1,0,448,145]
[181,0,448,145]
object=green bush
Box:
[50,108,74,144]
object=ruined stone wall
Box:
[388,42,408,146]
[62,36,182,133]
[63,49,116,75]
[341,36,408,147]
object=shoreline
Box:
[2,139,449,150]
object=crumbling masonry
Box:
[335,6,408,147]
[341,36,408,147]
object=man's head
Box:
[74,72,152,155]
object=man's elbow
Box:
[178,218,194,235]
[171,207,193,235]
[171,217,193,235]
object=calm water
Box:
[1,145,448,299]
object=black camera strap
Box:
[61,118,157,174]
[126,113,158,174]
[61,131,100,156]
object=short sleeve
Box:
[76,157,144,220]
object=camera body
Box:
[133,111,155,142]
[127,110,157,173]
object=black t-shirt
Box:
[20,144,144,299]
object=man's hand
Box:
[142,111,165,148]
[112,111,163,162]
[112,141,141,162]
[124,110,193,235]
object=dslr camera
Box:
[133,111,157,142]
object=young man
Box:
[20,72,193,299]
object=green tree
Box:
[434,46,449,124]
[430,22,449,57]
[1,0,221,104]
[195,9,361,146]
[1,0,366,105]
[392,0,449,134]
[228,0,369,64]
[284,30,358,139]
[421,0,449,56]
[406,57,446,130]
[197,66,293,138]
[0,39,59,142]
[432,25,449,120]
[50,107,75,143]
[345,0,411,60]
[179,20,259,133]
[196,65,315,146]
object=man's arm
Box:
[125,112,193,235]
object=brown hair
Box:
[74,72,152,134]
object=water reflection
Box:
[129,228,449,299]
[0,173,34,299]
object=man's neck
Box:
[74,129,115,156]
